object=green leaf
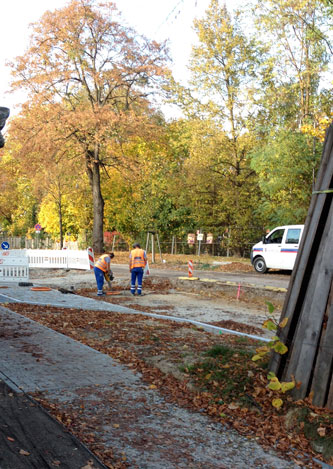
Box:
[272,398,283,409]
[263,319,277,331]
[281,381,295,393]
[273,341,288,355]
[266,301,275,314]
[267,371,276,380]
[268,379,281,391]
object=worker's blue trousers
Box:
[131,268,144,295]
[94,266,105,294]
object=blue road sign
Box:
[1,242,10,250]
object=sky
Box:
[0,0,240,118]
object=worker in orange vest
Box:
[129,243,147,296]
[94,251,114,296]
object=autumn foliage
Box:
[1,0,332,252]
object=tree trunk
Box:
[58,198,63,250]
[85,145,104,253]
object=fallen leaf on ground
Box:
[19,449,30,456]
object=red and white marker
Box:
[188,259,193,278]
[87,247,95,270]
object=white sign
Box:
[197,233,204,241]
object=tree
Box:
[0,145,37,235]
[172,118,263,253]
[102,119,195,242]
[10,0,169,252]
[250,130,321,226]
[8,102,89,247]
[251,0,332,129]
[37,160,85,249]
[167,0,263,252]
[247,0,332,226]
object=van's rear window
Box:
[286,229,301,244]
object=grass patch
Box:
[196,263,219,271]
[233,336,259,346]
[183,344,255,402]
[205,344,236,358]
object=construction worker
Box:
[94,251,114,296]
[129,243,147,296]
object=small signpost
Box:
[206,233,213,244]
[187,233,195,245]
[1,241,9,250]
[197,233,204,256]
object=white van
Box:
[250,225,304,273]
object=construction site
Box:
[1,254,332,469]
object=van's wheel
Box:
[253,257,267,273]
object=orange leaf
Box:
[296,381,302,389]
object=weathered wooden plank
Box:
[270,127,333,375]
[283,204,333,399]
[311,279,333,407]
[327,374,333,410]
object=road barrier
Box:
[27,249,93,270]
[0,250,29,282]
[0,248,94,283]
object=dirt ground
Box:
[29,267,283,340]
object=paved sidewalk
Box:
[0,284,302,468]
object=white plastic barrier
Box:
[0,250,29,282]
[27,249,92,270]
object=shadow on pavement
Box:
[0,379,106,469]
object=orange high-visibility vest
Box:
[130,248,146,269]
[94,254,110,272]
